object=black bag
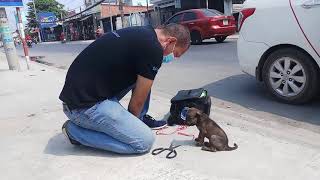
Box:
[167,88,211,126]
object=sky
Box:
[4,0,149,31]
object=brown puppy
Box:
[185,107,238,152]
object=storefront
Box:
[63,13,97,41]
[151,0,233,24]
[79,14,95,40]
[63,18,82,41]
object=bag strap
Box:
[156,125,195,139]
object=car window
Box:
[201,9,224,17]
[183,12,197,21]
[168,14,183,24]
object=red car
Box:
[166,9,236,44]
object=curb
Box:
[227,35,239,39]
[39,40,94,45]
[24,56,68,73]
[29,57,68,74]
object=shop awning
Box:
[80,15,92,21]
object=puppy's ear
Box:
[196,111,202,116]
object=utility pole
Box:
[32,0,42,43]
[118,0,125,28]
[0,8,20,71]
[109,0,113,32]
[61,12,66,40]
[61,12,63,33]
[146,0,149,24]
[16,7,30,70]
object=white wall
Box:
[224,0,233,15]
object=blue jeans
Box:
[63,85,154,154]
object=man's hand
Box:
[128,75,153,117]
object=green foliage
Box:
[26,0,67,29]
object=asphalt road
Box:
[16,39,320,132]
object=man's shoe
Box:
[62,120,81,145]
[142,115,167,130]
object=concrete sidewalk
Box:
[40,40,95,45]
[0,53,320,180]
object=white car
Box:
[237,0,320,104]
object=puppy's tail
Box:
[225,143,238,151]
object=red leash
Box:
[156,125,195,140]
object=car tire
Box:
[262,48,319,104]
[215,36,227,43]
[191,31,202,45]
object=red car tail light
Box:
[238,8,256,31]
[209,17,219,24]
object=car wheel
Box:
[262,48,319,104]
[191,31,202,45]
[215,36,227,43]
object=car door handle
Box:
[189,22,195,25]
[302,3,312,8]
[302,0,320,9]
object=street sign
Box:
[0,18,13,43]
[0,0,23,7]
[38,12,57,28]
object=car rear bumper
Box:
[237,33,270,78]
[204,25,236,38]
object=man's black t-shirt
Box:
[59,26,163,110]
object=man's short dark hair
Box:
[157,23,191,49]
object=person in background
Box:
[96,26,104,38]
[60,32,66,43]
[25,34,32,47]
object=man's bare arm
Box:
[128,75,153,117]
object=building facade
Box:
[100,4,150,32]
[85,0,133,6]
[151,0,226,24]
[150,0,243,24]
[63,1,148,41]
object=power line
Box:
[66,4,86,12]
[64,0,105,20]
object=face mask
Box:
[162,42,176,63]
[163,53,175,63]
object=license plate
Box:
[223,19,229,25]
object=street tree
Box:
[26,0,66,29]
